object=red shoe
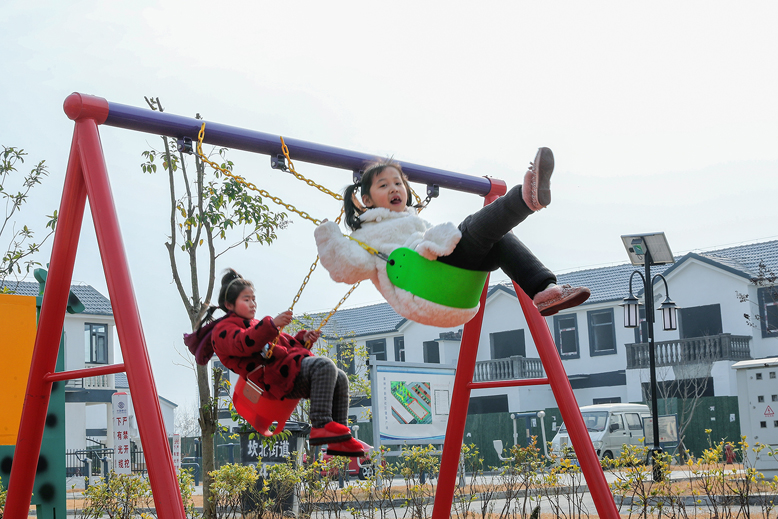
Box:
[326,437,366,457]
[310,421,352,445]
[534,284,591,316]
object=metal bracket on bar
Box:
[426,184,440,199]
[270,155,288,171]
[177,137,194,155]
[353,170,363,185]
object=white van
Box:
[550,403,650,460]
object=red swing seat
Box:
[232,376,299,436]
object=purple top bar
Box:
[104,101,494,196]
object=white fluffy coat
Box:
[314,207,479,327]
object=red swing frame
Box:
[4,93,620,519]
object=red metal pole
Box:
[75,119,185,518]
[4,127,88,518]
[431,275,490,519]
[517,288,619,519]
[43,363,126,383]
[431,186,504,519]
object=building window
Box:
[679,304,722,339]
[593,397,622,405]
[587,309,616,356]
[84,323,108,364]
[758,395,765,403]
[758,287,778,338]
[490,329,526,359]
[757,373,763,380]
[760,421,767,428]
[394,337,405,362]
[423,341,440,364]
[366,339,387,361]
[553,314,579,358]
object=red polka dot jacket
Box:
[211,313,312,400]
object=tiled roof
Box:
[115,373,128,388]
[308,303,406,338]
[693,240,778,278]
[307,239,778,336]
[1,280,113,316]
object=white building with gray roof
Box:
[308,239,777,421]
[2,280,177,457]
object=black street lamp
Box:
[620,233,678,481]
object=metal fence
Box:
[66,444,147,477]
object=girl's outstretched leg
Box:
[439,148,552,270]
[493,233,556,298]
[439,183,533,270]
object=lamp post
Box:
[620,233,678,482]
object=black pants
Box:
[437,185,556,299]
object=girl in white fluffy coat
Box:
[314,149,590,327]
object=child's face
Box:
[225,287,256,320]
[362,167,408,212]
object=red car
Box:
[312,439,379,480]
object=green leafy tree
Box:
[140,96,287,519]
[1,146,57,292]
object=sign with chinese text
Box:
[112,392,132,474]
[172,434,181,473]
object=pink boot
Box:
[522,147,554,211]
[534,284,591,316]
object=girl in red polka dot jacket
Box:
[187,269,364,457]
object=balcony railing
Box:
[626,333,751,369]
[65,364,115,390]
[473,355,544,382]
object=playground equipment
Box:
[4,92,620,519]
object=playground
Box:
[2,92,620,519]
[3,5,778,516]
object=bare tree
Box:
[175,400,202,438]
[141,96,287,519]
[737,260,778,335]
[641,349,715,459]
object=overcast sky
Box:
[3,1,777,415]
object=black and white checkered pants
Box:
[286,356,350,428]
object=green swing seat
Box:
[385,247,488,309]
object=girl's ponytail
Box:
[184,304,220,366]
[185,268,252,365]
[343,183,365,231]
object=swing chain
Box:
[196,124,323,226]
[195,124,376,351]
[288,256,321,313]
[316,281,362,331]
[280,137,343,201]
